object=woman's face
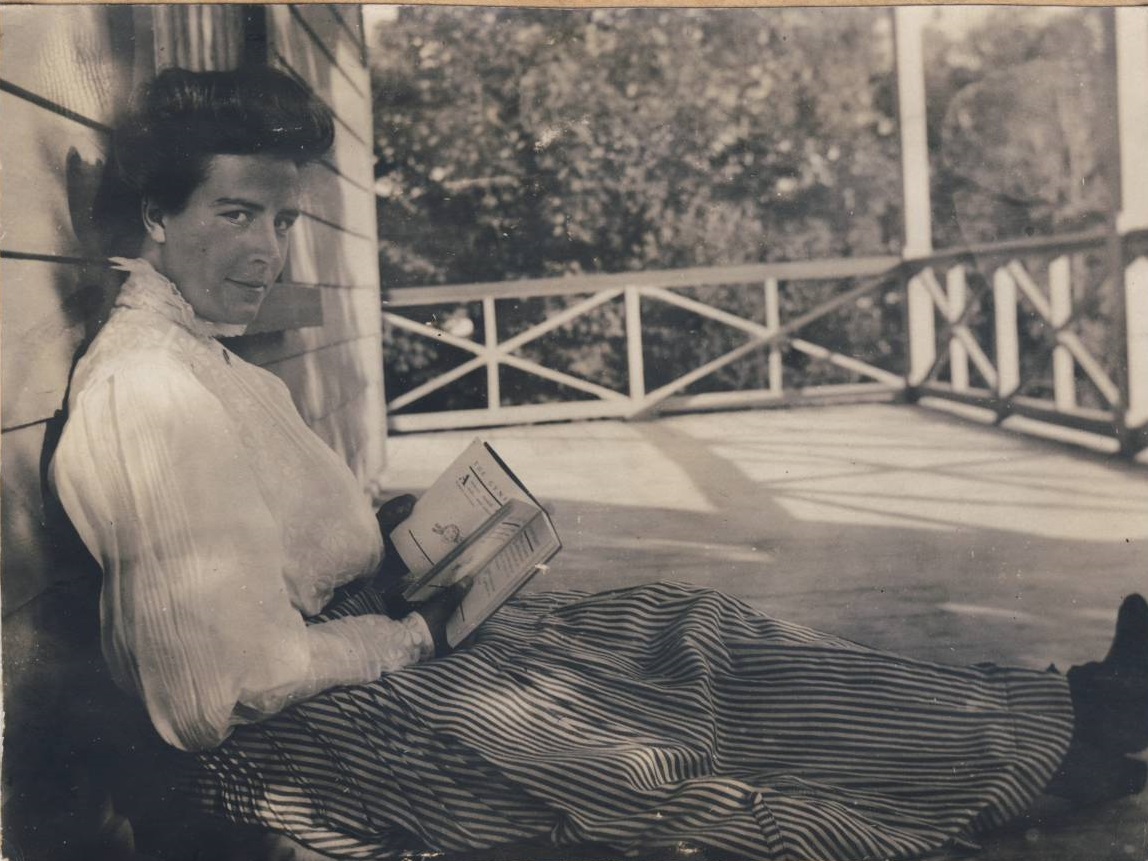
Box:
[148,153,302,325]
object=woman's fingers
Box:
[376,493,418,534]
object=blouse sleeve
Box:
[51,357,433,752]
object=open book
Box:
[390,439,561,647]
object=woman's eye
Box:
[275,215,299,234]
[222,211,253,226]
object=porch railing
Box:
[903,228,1148,457]
[382,229,1148,456]
[383,255,906,433]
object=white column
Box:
[483,297,500,411]
[993,267,1020,399]
[1049,256,1076,411]
[1115,8,1148,234]
[946,266,969,391]
[1126,258,1148,427]
[765,278,783,393]
[895,7,933,259]
[1115,8,1148,433]
[624,286,646,403]
[907,272,936,386]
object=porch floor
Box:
[379,402,1148,861]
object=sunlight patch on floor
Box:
[663,407,1148,543]
[938,602,1046,624]
[767,470,1148,541]
[584,534,775,564]
[379,405,1147,540]
[380,423,717,512]
[771,495,953,531]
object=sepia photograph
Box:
[1,4,1146,860]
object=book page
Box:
[391,439,534,577]
[445,511,561,646]
[401,500,539,603]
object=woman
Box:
[51,66,1147,861]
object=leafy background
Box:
[369,7,1116,413]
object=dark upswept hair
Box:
[96,65,334,254]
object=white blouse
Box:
[51,259,433,752]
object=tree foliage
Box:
[373,7,901,286]
[372,7,903,408]
[370,7,1117,412]
[923,8,1118,403]
[924,8,1111,248]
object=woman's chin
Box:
[235,307,264,325]
[218,299,267,326]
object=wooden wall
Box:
[1,5,140,614]
[0,6,383,856]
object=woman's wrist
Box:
[403,613,436,661]
[409,582,471,659]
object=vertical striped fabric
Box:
[184,582,1074,860]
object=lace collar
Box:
[109,257,249,340]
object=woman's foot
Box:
[1045,739,1147,805]
[1068,593,1148,755]
[1106,593,1148,668]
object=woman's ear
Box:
[141,199,166,244]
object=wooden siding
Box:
[302,161,378,239]
[1,423,57,611]
[0,5,141,127]
[267,7,374,181]
[0,258,115,432]
[152,5,246,71]
[0,93,111,260]
[0,7,133,625]
[234,281,383,367]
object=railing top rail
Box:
[904,228,1112,270]
[382,229,1124,309]
[383,255,901,307]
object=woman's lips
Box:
[227,278,266,291]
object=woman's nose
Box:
[246,219,287,272]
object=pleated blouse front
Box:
[50,259,432,752]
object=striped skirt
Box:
[185,582,1074,860]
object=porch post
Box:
[894,6,933,260]
[906,273,935,387]
[1049,256,1076,412]
[946,266,969,392]
[625,286,646,405]
[895,8,935,391]
[993,268,1021,401]
[1115,8,1148,235]
[483,297,501,413]
[765,278,783,394]
[1115,8,1148,436]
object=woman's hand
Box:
[414,580,471,658]
[374,494,417,592]
[376,493,417,534]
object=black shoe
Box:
[1045,739,1147,805]
[1068,593,1148,755]
[1106,593,1148,668]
